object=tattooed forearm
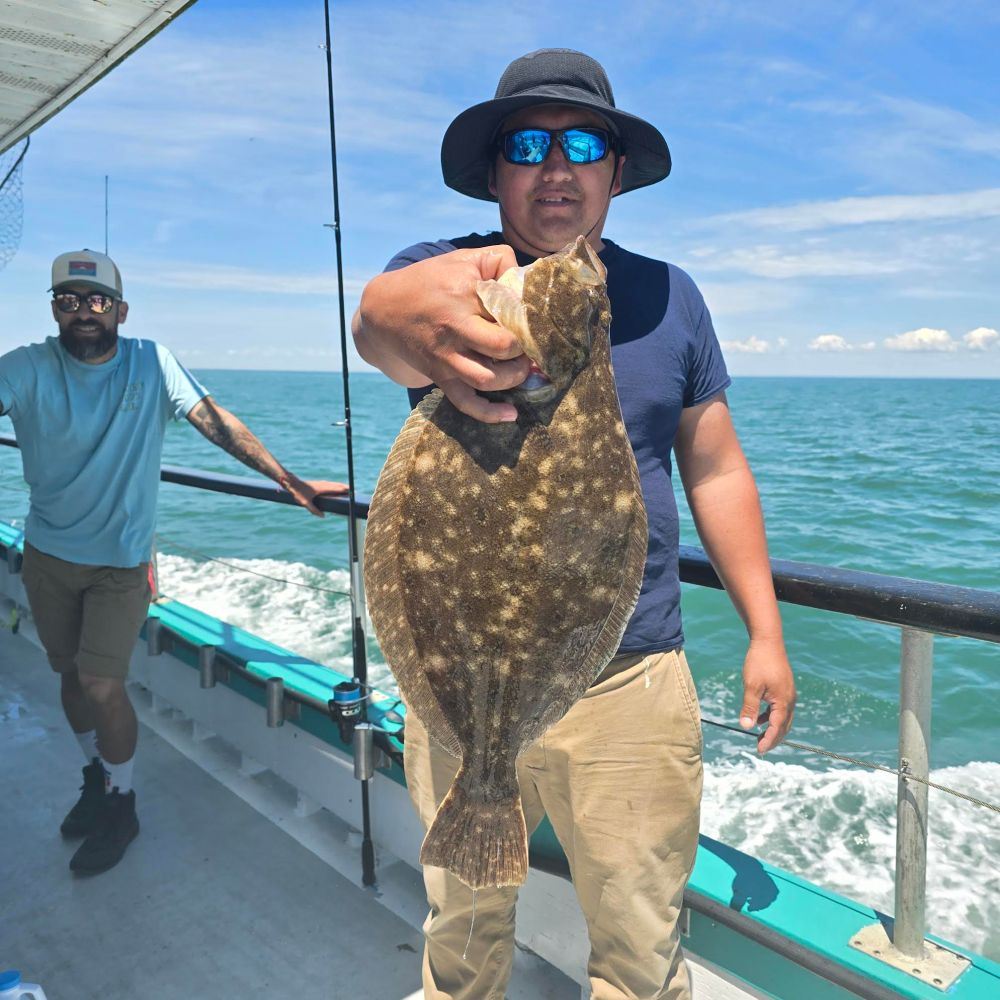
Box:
[188,398,284,481]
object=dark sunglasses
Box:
[53,292,117,315]
[498,127,616,166]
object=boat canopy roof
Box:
[0,0,197,154]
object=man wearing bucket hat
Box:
[0,248,346,876]
[354,49,795,999]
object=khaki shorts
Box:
[21,541,151,679]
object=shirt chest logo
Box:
[120,382,144,412]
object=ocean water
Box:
[2,370,998,960]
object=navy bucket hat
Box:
[441,48,672,203]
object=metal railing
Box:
[115,461,1000,962]
[3,437,998,981]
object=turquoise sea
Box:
[2,371,998,959]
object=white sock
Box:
[75,730,101,765]
[103,757,134,795]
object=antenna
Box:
[104,175,109,253]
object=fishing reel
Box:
[329,678,365,744]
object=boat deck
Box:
[5,566,997,1000]
[0,627,579,1000]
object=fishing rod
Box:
[321,0,376,888]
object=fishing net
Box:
[0,136,29,272]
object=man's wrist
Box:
[747,629,785,646]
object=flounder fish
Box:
[364,236,647,889]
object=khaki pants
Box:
[404,649,704,1000]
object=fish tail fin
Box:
[420,775,528,889]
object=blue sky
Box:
[1,0,998,377]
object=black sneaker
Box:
[69,788,139,875]
[60,759,107,838]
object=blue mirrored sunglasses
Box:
[498,127,615,166]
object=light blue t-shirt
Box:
[0,336,207,567]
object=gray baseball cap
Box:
[50,249,123,298]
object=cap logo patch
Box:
[68,261,97,276]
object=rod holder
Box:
[264,677,299,727]
[5,546,22,574]
[266,677,286,727]
[353,723,374,781]
[199,646,217,688]
[146,617,164,656]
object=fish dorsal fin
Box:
[477,271,528,337]
[568,235,606,285]
[364,390,464,757]
[477,268,543,364]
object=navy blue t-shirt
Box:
[385,232,731,654]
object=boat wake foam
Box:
[702,756,1000,961]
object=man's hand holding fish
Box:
[354,244,530,423]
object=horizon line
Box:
[185,367,1000,382]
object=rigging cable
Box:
[321,0,376,887]
[154,534,351,597]
[702,718,1000,815]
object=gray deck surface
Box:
[0,629,429,1000]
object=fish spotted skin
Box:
[365,237,648,888]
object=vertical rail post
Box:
[852,628,966,986]
[894,626,933,958]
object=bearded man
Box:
[0,248,345,875]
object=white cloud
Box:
[964,327,999,351]
[879,96,1000,159]
[721,336,773,354]
[694,280,800,317]
[896,286,972,301]
[688,244,905,278]
[883,328,957,352]
[709,188,1000,233]
[810,334,852,352]
[132,261,368,297]
[47,12,478,174]
[809,335,876,352]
